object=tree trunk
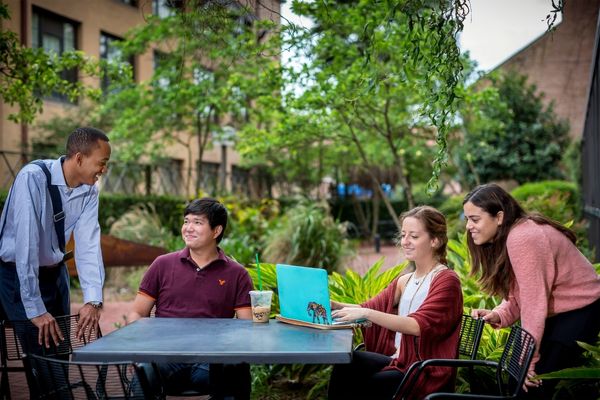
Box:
[370,189,380,240]
[351,196,370,237]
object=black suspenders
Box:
[31,161,67,255]
[0,160,68,259]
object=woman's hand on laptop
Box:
[332,306,368,323]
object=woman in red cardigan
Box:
[328,206,463,400]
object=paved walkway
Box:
[5,244,402,398]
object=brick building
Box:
[496,0,600,139]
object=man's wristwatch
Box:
[87,301,103,309]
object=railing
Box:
[582,11,600,262]
[0,150,252,197]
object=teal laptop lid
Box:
[276,264,333,325]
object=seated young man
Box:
[127,198,254,399]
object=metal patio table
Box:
[72,317,354,364]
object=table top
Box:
[73,318,354,364]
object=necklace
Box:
[406,264,443,312]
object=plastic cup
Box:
[249,290,272,323]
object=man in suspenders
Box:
[0,127,111,347]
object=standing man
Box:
[0,127,111,347]
[127,198,254,399]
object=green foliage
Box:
[439,195,465,240]
[263,202,355,273]
[329,260,407,305]
[510,181,593,259]
[107,203,181,251]
[99,193,185,235]
[535,339,600,398]
[511,180,580,220]
[457,72,570,186]
[219,196,281,265]
[239,0,471,208]
[447,234,502,311]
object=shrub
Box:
[100,193,186,235]
[108,203,180,251]
[510,180,580,221]
[510,180,593,259]
[219,196,280,265]
[263,202,355,273]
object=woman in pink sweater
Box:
[464,183,600,399]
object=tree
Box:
[238,0,469,232]
[456,72,570,186]
[100,0,281,196]
[0,3,125,124]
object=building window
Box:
[199,161,220,194]
[153,50,172,88]
[118,0,137,6]
[156,158,183,196]
[152,0,183,18]
[31,7,78,102]
[100,32,134,93]
[232,165,250,195]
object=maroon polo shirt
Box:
[138,247,253,318]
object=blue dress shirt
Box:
[0,157,105,319]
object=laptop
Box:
[275,264,366,329]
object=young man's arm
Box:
[236,307,252,320]
[127,293,155,324]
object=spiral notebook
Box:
[275,264,368,330]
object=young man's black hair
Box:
[66,127,110,158]
[184,198,227,244]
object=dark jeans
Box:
[0,260,70,322]
[0,261,70,398]
[328,350,404,400]
[523,297,600,400]
[137,362,251,400]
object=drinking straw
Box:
[255,253,263,291]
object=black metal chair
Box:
[0,314,102,399]
[23,353,149,399]
[393,314,486,399]
[418,324,536,399]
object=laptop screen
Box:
[276,264,333,325]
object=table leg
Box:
[209,363,225,400]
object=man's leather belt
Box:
[1,250,73,268]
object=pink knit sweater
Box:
[492,219,600,371]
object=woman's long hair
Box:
[397,205,449,267]
[463,183,576,298]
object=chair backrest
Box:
[458,314,485,360]
[23,353,148,399]
[3,314,102,360]
[394,314,484,399]
[496,324,536,397]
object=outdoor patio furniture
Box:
[392,314,486,399]
[23,353,148,399]
[0,314,102,399]
[418,324,536,399]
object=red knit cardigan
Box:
[361,269,463,399]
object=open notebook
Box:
[275,264,368,330]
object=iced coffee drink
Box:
[250,290,273,323]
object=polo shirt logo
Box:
[218,279,226,286]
